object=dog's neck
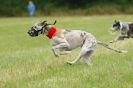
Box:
[55,29,65,38]
[46,26,56,39]
[45,26,64,39]
[119,22,129,33]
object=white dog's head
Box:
[111,20,122,32]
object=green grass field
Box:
[0,15,133,88]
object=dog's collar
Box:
[46,26,56,39]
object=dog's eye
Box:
[33,26,38,30]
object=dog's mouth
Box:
[27,30,38,37]
[110,27,115,32]
[110,27,119,32]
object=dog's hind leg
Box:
[67,47,88,65]
[83,51,94,65]
[67,53,82,65]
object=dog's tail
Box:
[97,41,127,53]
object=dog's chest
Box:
[127,24,133,37]
[128,24,133,30]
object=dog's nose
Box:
[27,30,32,36]
[27,31,30,34]
[28,30,31,34]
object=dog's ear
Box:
[114,20,121,24]
[41,21,47,25]
[114,20,117,23]
[53,20,57,25]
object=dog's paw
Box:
[66,61,73,65]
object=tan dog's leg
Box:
[67,45,88,65]
[52,42,70,57]
[67,36,96,65]
[52,47,59,57]
[60,51,71,55]
[83,51,94,65]
[67,53,82,65]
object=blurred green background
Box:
[0,0,133,16]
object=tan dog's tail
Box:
[97,41,127,53]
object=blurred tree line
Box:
[0,0,133,16]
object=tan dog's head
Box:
[27,20,57,37]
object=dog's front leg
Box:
[60,50,71,55]
[110,35,125,43]
[52,43,70,57]
[52,47,59,57]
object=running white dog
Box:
[110,20,133,43]
[28,20,125,65]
